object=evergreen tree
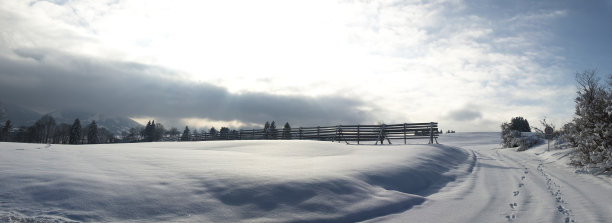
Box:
[69,118,81,144]
[181,126,190,141]
[144,120,153,142]
[87,121,99,144]
[219,127,230,139]
[209,127,218,139]
[269,121,277,139]
[509,117,531,132]
[263,121,270,139]
[194,129,201,141]
[282,122,291,139]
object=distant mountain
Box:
[46,110,142,135]
[0,102,142,135]
[0,102,42,127]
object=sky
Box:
[1,0,611,131]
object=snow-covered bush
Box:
[562,71,612,173]
[501,122,542,151]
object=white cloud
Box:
[0,0,579,131]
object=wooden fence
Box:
[188,122,439,144]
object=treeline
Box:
[0,115,115,144]
[119,120,175,142]
[177,121,291,141]
[0,116,293,144]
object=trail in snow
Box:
[370,132,612,223]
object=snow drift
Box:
[0,140,471,222]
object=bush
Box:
[561,70,612,174]
[501,121,541,151]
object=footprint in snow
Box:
[513,191,520,196]
[509,203,517,209]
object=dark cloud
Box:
[446,107,483,122]
[0,48,374,128]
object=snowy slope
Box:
[0,140,471,222]
[2,133,610,223]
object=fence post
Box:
[299,127,303,140]
[317,126,320,140]
[357,125,360,145]
[429,122,434,144]
[404,123,407,144]
[334,125,338,142]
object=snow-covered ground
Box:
[1,133,611,222]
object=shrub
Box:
[561,70,612,173]
[501,121,542,151]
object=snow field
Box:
[0,140,471,222]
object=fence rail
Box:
[187,122,439,144]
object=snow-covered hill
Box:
[1,133,610,222]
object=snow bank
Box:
[0,141,470,222]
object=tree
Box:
[168,127,180,141]
[97,127,116,143]
[509,117,531,132]
[35,115,56,144]
[562,70,612,172]
[193,129,200,141]
[219,127,230,139]
[230,130,239,140]
[263,121,270,139]
[144,120,155,142]
[209,127,218,139]
[1,120,11,141]
[269,121,277,139]
[154,122,165,141]
[501,117,538,150]
[87,121,99,144]
[53,123,71,144]
[181,126,190,141]
[126,126,143,142]
[69,118,82,144]
[282,122,291,139]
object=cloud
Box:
[0,48,374,128]
[446,108,483,122]
[1,0,598,132]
